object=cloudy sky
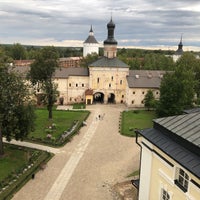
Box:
[1,0,200,50]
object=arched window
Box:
[161,189,170,200]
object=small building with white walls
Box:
[83,26,99,57]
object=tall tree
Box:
[144,90,156,111]
[0,49,35,155]
[156,70,196,117]
[29,46,59,119]
[10,43,27,60]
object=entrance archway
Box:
[108,93,115,103]
[93,92,104,104]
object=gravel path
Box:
[12,104,140,200]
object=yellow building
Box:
[53,18,165,107]
[14,18,166,107]
[136,112,200,200]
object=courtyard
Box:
[11,104,140,200]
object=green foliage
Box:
[117,48,176,70]
[121,110,156,137]
[0,52,35,155]
[80,52,99,67]
[156,70,196,117]
[72,103,86,109]
[143,90,156,110]
[9,43,26,60]
[143,53,175,70]
[29,46,59,119]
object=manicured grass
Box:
[28,109,89,142]
[121,110,156,137]
[0,145,27,181]
[0,144,52,199]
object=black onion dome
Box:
[104,18,117,45]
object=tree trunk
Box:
[48,105,53,119]
[0,129,4,156]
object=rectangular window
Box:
[174,168,189,192]
[69,83,71,87]
[82,83,84,87]
[120,80,122,85]
[97,78,100,83]
[76,83,78,87]
[109,83,111,88]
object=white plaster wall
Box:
[83,43,99,57]
[139,139,153,200]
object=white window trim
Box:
[159,169,174,186]
[159,182,173,200]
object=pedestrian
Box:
[32,173,35,179]
[98,114,101,120]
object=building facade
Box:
[15,18,165,108]
[54,18,165,107]
[136,112,200,200]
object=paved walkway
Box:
[12,104,140,200]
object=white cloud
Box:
[0,0,200,50]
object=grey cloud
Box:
[0,0,200,49]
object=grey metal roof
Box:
[13,66,89,78]
[127,76,161,88]
[89,56,129,68]
[127,70,166,88]
[154,112,200,147]
[54,67,89,78]
[183,107,200,114]
[139,127,200,179]
[84,35,98,44]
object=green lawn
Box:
[121,110,156,137]
[28,109,89,140]
[0,144,52,199]
[0,145,27,181]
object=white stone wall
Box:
[83,43,99,57]
[138,138,153,200]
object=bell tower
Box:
[103,17,118,58]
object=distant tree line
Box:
[0,43,83,60]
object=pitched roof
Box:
[127,70,166,88]
[154,112,200,147]
[13,66,89,78]
[84,35,98,44]
[139,127,200,179]
[54,67,89,78]
[89,56,129,68]
[138,112,200,179]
